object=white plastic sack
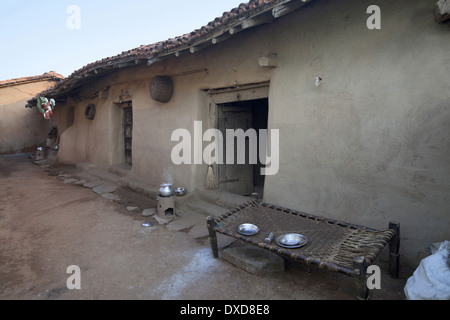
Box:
[404,241,450,300]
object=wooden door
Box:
[123,104,133,166]
[218,104,253,196]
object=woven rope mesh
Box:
[215,200,395,271]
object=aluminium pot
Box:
[159,183,173,197]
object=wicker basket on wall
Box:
[150,76,173,103]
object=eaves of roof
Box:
[26,0,312,106]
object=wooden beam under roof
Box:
[273,0,309,18]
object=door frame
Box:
[114,99,133,167]
[123,103,133,166]
[205,82,270,194]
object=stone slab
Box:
[154,215,173,225]
[217,233,237,249]
[83,181,103,189]
[222,244,285,276]
[166,218,196,232]
[188,224,209,239]
[64,178,79,184]
[101,193,121,202]
[48,170,59,176]
[92,184,117,195]
[74,179,88,186]
[142,208,156,217]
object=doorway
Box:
[217,98,268,196]
[123,103,133,166]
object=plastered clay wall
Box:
[262,0,450,266]
[0,81,57,154]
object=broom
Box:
[206,158,217,190]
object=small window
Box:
[85,104,96,120]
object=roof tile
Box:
[0,71,64,88]
[28,0,310,103]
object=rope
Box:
[214,199,395,271]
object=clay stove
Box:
[157,183,175,219]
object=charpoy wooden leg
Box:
[353,256,369,300]
[389,221,400,278]
[207,216,219,258]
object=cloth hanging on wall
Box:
[36,97,55,120]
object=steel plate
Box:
[276,233,308,249]
[237,223,260,236]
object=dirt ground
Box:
[0,153,408,301]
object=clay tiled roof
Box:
[27,0,312,105]
[0,71,64,89]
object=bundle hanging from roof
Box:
[36,97,55,120]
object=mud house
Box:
[0,72,64,154]
[27,0,450,267]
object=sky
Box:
[0,0,243,81]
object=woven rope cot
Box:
[207,198,400,299]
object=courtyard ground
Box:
[0,153,408,301]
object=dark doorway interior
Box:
[123,103,133,166]
[218,98,268,197]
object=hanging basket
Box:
[150,76,173,103]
